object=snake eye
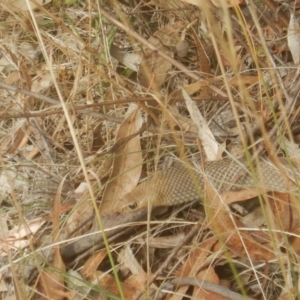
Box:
[128,202,137,210]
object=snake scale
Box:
[120,157,299,212]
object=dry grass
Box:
[0,0,300,299]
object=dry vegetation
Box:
[1,0,300,299]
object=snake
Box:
[120,157,299,212]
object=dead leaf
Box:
[0,218,45,257]
[0,273,8,293]
[31,72,53,93]
[110,44,141,72]
[5,121,29,155]
[7,0,52,11]
[267,192,298,232]
[101,106,143,213]
[97,157,114,179]
[277,289,297,300]
[236,192,297,246]
[39,179,67,300]
[118,244,145,275]
[171,237,217,300]
[193,268,230,300]
[229,75,259,87]
[96,271,138,299]
[288,11,300,64]
[81,250,108,280]
[60,182,94,240]
[182,88,218,160]
[139,21,185,92]
[204,177,276,261]
[124,273,149,292]
[290,227,300,255]
[180,79,212,96]
[118,244,150,291]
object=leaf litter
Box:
[0,0,300,299]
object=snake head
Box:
[121,197,141,213]
[120,168,168,212]
[124,201,138,211]
[120,183,147,212]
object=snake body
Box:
[120,157,299,212]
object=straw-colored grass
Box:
[0,0,299,299]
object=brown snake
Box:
[120,157,299,212]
